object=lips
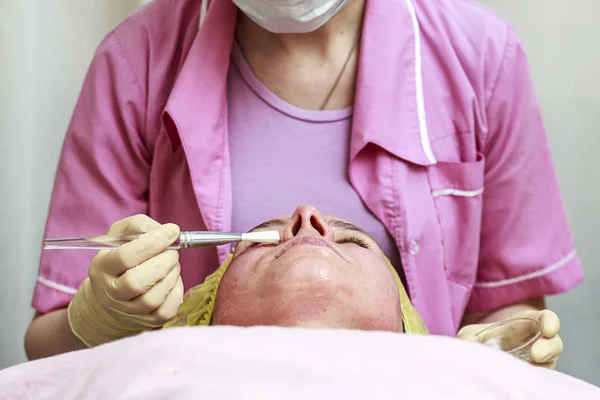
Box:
[274,236,350,262]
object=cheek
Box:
[218,255,258,294]
[353,252,400,303]
[228,250,265,277]
[213,257,259,323]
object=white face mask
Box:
[233,0,349,34]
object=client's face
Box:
[213,205,403,332]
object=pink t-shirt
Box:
[33,0,583,335]
[227,42,403,275]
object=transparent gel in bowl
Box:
[475,317,541,361]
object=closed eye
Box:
[247,236,371,250]
[336,236,371,249]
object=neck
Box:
[236,0,366,55]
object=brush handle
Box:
[42,232,243,250]
[42,233,181,250]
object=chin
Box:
[263,257,352,291]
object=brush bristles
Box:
[241,230,281,243]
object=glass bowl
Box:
[475,317,541,361]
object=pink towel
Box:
[1,326,598,399]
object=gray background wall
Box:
[0,0,143,368]
[1,0,598,386]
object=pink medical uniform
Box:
[34,0,583,336]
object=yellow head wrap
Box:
[163,253,428,334]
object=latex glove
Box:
[457,309,563,369]
[68,215,184,347]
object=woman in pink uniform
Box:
[25,0,582,367]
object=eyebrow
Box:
[248,218,371,239]
[248,218,287,232]
[326,219,370,237]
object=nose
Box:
[282,205,334,242]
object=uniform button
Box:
[410,238,420,255]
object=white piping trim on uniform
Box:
[474,250,577,288]
[404,0,437,165]
[37,276,78,295]
[432,188,484,198]
[200,0,208,28]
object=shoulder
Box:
[87,0,202,143]
[413,0,522,103]
[76,0,204,153]
[414,0,511,49]
[107,0,200,62]
[92,0,201,89]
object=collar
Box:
[353,0,437,166]
[163,0,237,233]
